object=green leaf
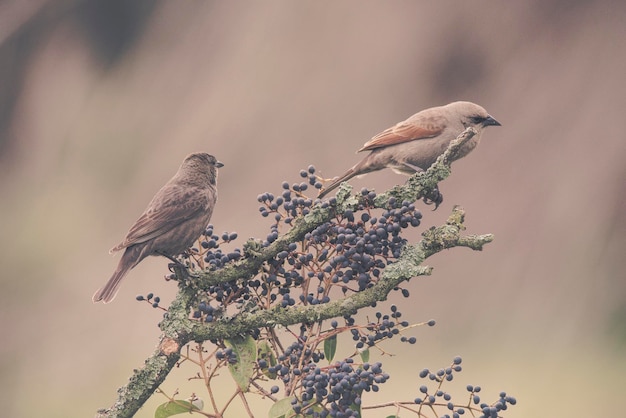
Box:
[224,335,257,391]
[359,348,370,363]
[324,334,337,362]
[258,340,278,379]
[268,396,296,418]
[154,400,199,418]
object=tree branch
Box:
[95,127,492,418]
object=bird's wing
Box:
[110,184,209,252]
[358,115,446,152]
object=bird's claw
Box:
[422,187,444,210]
[167,261,190,280]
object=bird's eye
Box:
[470,116,486,124]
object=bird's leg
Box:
[156,251,194,280]
[401,162,424,173]
[159,252,183,265]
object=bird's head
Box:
[450,101,501,129]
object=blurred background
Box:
[1,1,625,417]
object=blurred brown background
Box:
[1,1,625,417]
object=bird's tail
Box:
[317,167,359,199]
[318,152,384,199]
[92,246,143,303]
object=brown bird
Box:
[93,153,223,303]
[318,101,500,199]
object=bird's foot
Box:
[158,251,191,280]
[423,186,444,210]
[167,262,188,280]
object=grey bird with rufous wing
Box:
[93,153,223,303]
[317,101,501,201]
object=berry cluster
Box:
[265,337,326,384]
[414,357,516,418]
[197,226,241,269]
[135,292,163,309]
[257,170,423,305]
[191,301,223,323]
[188,165,423,320]
[215,347,238,364]
[163,226,242,275]
[189,278,252,322]
[291,359,389,417]
[257,165,320,235]
[349,306,436,351]
[465,385,517,418]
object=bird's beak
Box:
[483,115,501,127]
[216,161,224,168]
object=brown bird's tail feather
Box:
[93,245,144,303]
